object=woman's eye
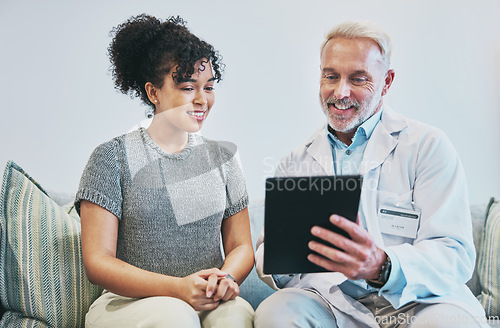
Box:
[181,87,194,91]
[205,86,214,91]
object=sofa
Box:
[0,160,499,327]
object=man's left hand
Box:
[308,214,386,281]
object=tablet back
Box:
[263,175,362,274]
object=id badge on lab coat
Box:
[378,206,420,238]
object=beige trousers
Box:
[254,288,485,328]
[85,291,254,328]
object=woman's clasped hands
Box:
[179,268,239,311]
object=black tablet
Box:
[263,175,362,274]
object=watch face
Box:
[366,257,391,288]
[381,258,391,283]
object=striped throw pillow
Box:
[477,198,500,317]
[0,161,102,327]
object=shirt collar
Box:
[327,108,383,147]
[360,108,383,139]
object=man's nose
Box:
[334,79,351,99]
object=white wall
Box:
[1,0,499,204]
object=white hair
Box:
[321,21,392,68]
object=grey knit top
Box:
[75,128,248,278]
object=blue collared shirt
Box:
[326,109,405,298]
[327,110,384,298]
[327,109,382,176]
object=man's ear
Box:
[382,69,395,96]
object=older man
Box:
[254,21,488,328]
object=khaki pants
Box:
[254,288,484,328]
[85,291,254,328]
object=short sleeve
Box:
[74,140,123,219]
[219,141,249,219]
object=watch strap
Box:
[366,255,391,289]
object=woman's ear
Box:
[145,82,159,104]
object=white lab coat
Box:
[255,107,487,325]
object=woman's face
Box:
[152,59,215,133]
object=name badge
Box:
[379,207,420,238]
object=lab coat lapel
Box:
[305,127,334,175]
[360,108,406,176]
[360,107,408,247]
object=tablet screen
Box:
[263,175,362,274]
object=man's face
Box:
[319,37,394,137]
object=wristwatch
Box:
[366,255,391,289]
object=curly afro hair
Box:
[108,14,224,108]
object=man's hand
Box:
[307,214,386,281]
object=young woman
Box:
[75,14,254,328]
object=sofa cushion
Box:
[467,203,489,296]
[0,161,102,327]
[477,197,500,317]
